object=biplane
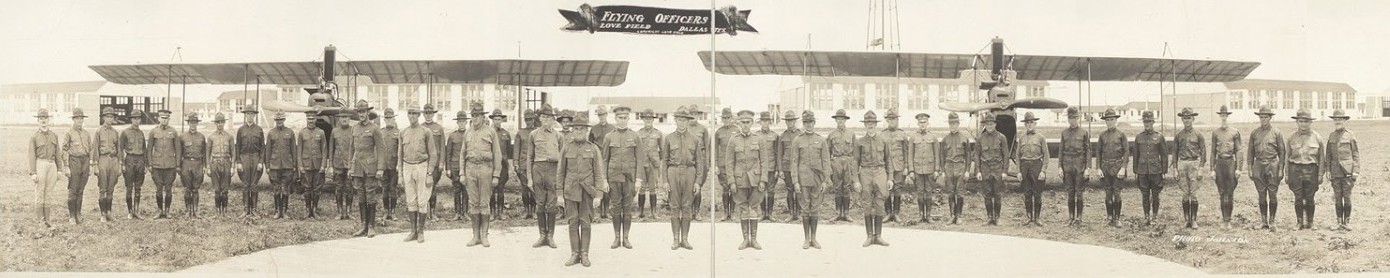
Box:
[88,45,630,138]
[698,37,1261,149]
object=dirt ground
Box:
[1,120,1387,274]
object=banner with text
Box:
[558,4,757,35]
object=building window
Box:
[494,86,518,111]
[1248,90,1260,109]
[398,85,420,110]
[1346,92,1356,110]
[1229,91,1242,110]
[1318,91,1328,110]
[1027,86,1045,98]
[1299,91,1311,109]
[430,84,452,111]
[942,85,961,103]
[907,84,929,109]
[462,84,484,110]
[367,85,390,109]
[874,83,898,110]
[1283,91,1295,109]
[1333,91,1343,109]
[810,83,833,110]
[1267,90,1278,109]
[843,83,865,110]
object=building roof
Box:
[0,81,106,95]
[1224,79,1355,93]
[217,90,278,101]
[589,96,720,113]
[1116,101,1161,111]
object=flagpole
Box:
[708,1,718,275]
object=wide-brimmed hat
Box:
[1178,107,1198,118]
[537,104,556,116]
[524,109,537,119]
[186,114,201,122]
[381,108,396,118]
[1101,108,1120,120]
[70,108,88,119]
[800,110,816,122]
[673,106,693,119]
[640,109,658,119]
[421,103,437,113]
[1020,112,1040,123]
[720,107,734,119]
[557,109,575,121]
[1292,108,1314,121]
[273,111,287,120]
[980,112,996,123]
[947,112,960,123]
[861,111,880,123]
[489,108,507,119]
[1329,109,1350,120]
[1216,105,1233,115]
[1066,107,1080,119]
[100,107,117,117]
[1142,111,1156,122]
[569,111,591,127]
[213,113,228,123]
[883,108,900,119]
[1255,105,1274,116]
[35,108,51,118]
[453,110,469,121]
[354,100,372,111]
[782,110,799,121]
[832,109,850,120]
[469,102,487,117]
[240,105,259,114]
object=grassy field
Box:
[1,120,1387,274]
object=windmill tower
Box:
[866,0,901,51]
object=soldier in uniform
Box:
[207,113,235,218]
[827,109,856,222]
[235,106,266,218]
[854,110,891,246]
[940,113,973,224]
[602,106,642,249]
[1015,112,1048,226]
[61,108,92,224]
[1173,108,1207,229]
[1287,109,1325,230]
[295,112,326,219]
[1058,107,1092,226]
[663,106,706,250]
[1325,109,1359,231]
[560,111,608,267]
[119,110,148,219]
[713,108,738,222]
[461,102,502,246]
[1133,111,1168,226]
[1248,105,1285,230]
[881,108,911,223]
[515,109,538,219]
[349,100,385,237]
[636,109,665,219]
[687,106,712,222]
[723,110,772,250]
[264,112,296,219]
[148,109,180,219]
[30,109,62,227]
[591,106,614,220]
[401,105,439,243]
[976,112,1009,226]
[1097,109,1129,227]
[178,114,208,219]
[378,109,402,221]
[489,109,513,220]
[791,110,829,249]
[93,107,122,222]
[420,104,446,221]
[330,110,356,220]
[526,104,562,248]
[753,111,779,223]
[444,111,469,221]
[773,110,801,222]
[1209,106,1241,228]
[907,112,940,224]
[557,109,574,140]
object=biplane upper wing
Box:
[697,51,1259,82]
[89,60,630,87]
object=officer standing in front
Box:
[148,109,180,219]
[1248,105,1286,230]
[791,110,830,249]
[602,106,642,249]
[976,112,1009,226]
[854,110,891,246]
[92,107,122,222]
[178,114,208,219]
[62,108,92,224]
[378,109,402,221]
[559,111,608,267]
[663,106,705,250]
[906,112,940,225]
[1287,109,1325,230]
[1015,112,1048,226]
[235,106,266,218]
[526,105,562,249]
[489,109,514,220]
[1325,109,1359,231]
[461,102,502,247]
[1173,108,1207,229]
[119,110,148,219]
[940,113,973,224]
[296,112,327,219]
[1133,111,1168,226]
[1059,107,1092,226]
[826,109,856,222]
[265,112,297,219]
[1210,106,1242,228]
[1097,109,1129,227]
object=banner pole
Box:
[708,1,718,276]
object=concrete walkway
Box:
[182,222,1206,277]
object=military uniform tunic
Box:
[1248,125,1286,192]
[349,123,387,200]
[296,126,325,195]
[379,125,401,197]
[1326,128,1358,195]
[662,129,705,218]
[526,126,563,213]
[1016,130,1049,194]
[723,131,772,219]
[603,128,642,216]
[208,129,235,194]
[559,139,607,224]
[461,124,502,215]
[149,125,181,190]
[235,124,265,189]
[1097,128,1129,193]
[265,126,297,193]
[93,126,122,200]
[1210,127,1242,194]
[1173,127,1206,196]
[637,126,664,192]
[827,128,857,194]
[854,133,891,216]
[1285,129,1325,196]
[179,129,208,190]
[940,131,973,194]
[791,131,830,217]
[976,130,1009,198]
[1132,129,1168,190]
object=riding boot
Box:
[404,212,419,242]
[1344,204,1352,231]
[1190,201,1200,229]
[1268,202,1278,229]
[862,216,874,247]
[983,197,995,225]
[670,219,682,250]
[637,195,648,219]
[801,218,812,249]
[579,225,592,267]
[874,215,889,246]
[809,217,821,249]
[1306,203,1316,230]
[738,220,749,250]
[352,202,369,237]
[1023,195,1034,225]
[566,223,581,266]
[612,215,624,249]
[621,216,633,249]
[680,219,694,250]
[788,193,801,222]
[546,213,559,248]
[749,220,761,250]
[533,212,550,248]
[1294,202,1306,230]
[365,203,377,238]
[1033,194,1044,226]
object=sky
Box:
[2,0,1387,109]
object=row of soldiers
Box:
[26,100,1361,267]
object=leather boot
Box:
[862,216,874,247]
[738,220,750,250]
[637,195,648,219]
[565,223,582,266]
[1191,201,1200,229]
[480,214,491,247]
[404,212,419,242]
[1033,194,1044,226]
[452,191,466,221]
[621,216,633,249]
[983,198,995,225]
[352,202,369,237]
[801,218,813,249]
[365,203,377,238]
[679,219,693,250]
[417,211,427,243]
[1344,204,1352,231]
[612,215,625,249]
[579,228,592,267]
[533,212,550,248]
[670,219,682,250]
[468,214,482,246]
[1306,203,1316,230]
[1023,195,1034,226]
[873,215,889,246]
[809,217,821,249]
[787,193,801,222]
[546,213,558,248]
[749,220,761,250]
